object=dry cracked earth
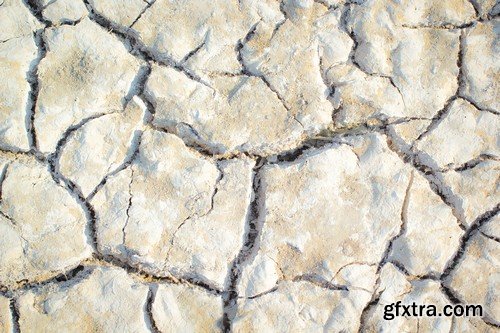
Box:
[0,0,499,332]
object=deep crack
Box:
[25,28,48,152]
[222,160,265,332]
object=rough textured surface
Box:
[416,98,499,170]
[152,284,222,332]
[90,0,147,27]
[461,19,499,111]
[91,130,253,288]
[1,0,498,331]
[233,280,373,332]
[0,36,38,151]
[442,160,499,225]
[239,133,413,297]
[363,265,447,332]
[346,0,462,119]
[58,97,146,197]
[17,266,150,332]
[362,263,494,332]
[388,172,463,276]
[0,155,91,288]
[35,18,142,153]
[42,0,88,24]
[0,0,41,41]
[146,65,303,156]
[445,234,500,324]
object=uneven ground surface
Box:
[0,0,499,332]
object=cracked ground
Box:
[0,0,499,332]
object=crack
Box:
[467,0,481,18]
[400,22,475,30]
[138,88,156,124]
[0,209,31,262]
[46,118,104,253]
[41,0,57,9]
[0,162,10,203]
[82,0,212,89]
[390,260,441,281]
[384,128,467,229]
[57,16,86,27]
[394,151,498,175]
[163,164,224,262]
[47,112,113,180]
[260,75,292,113]
[266,120,390,165]
[0,210,18,228]
[25,29,48,153]
[413,95,458,144]
[144,284,161,333]
[330,262,377,284]
[233,21,295,115]
[440,283,463,304]
[480,231,500,243]
[483,319,500,329]
[380,130,500,310]
[261,83,296,130]
[449,316,457,333]
[317,48,342,125]
[386,259,411,276]
[86,129,143,201]
[222,160,265,332]
[208,71,245,78]
[452,154,499,172]
[176,122,220,154]
[124,63,152,107]
[55,176,99,252]
[412,29,465,143]
[0,149,44,162]
[146,123,235,159]
[205,162,224,217]
[376,171,414,273]
[236,21,260,76]
[437,285,500,329]
[233,20,295,116]
[487,9,500,21]
[458,95,500,115]
[22,0,52,26]
[143,77,426,162]
[317,53,334,100]
[271,0,288,38]
[357,288,382,333]
[9,298,21,333]
[246,284,279,300]
[36,0,86,26]
[93,254,223,295]
[121,169,134,247]
[292,274,349,291]
[340,5,407,112]
[1,255,222,297]
[440,203,500,280]
[180,38,206,64]
[414,29,498,144]
[1,264,90,297]
[87,67,151,201]
[129,0,156,28]
[147,121,233,157]
[0,164,33,261]
[455,28,468,94]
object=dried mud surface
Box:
[0,0,499,332]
